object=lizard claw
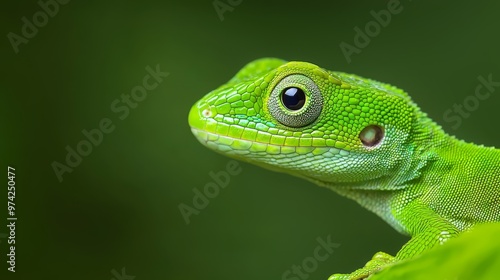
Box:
[328,251,395,280]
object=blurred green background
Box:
[1,0,499,279]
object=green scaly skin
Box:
[188,58,500,279]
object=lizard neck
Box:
[317,110,499,234]
[389,110,500,231]
[412,118,500,230]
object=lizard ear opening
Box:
[360,125,384,147]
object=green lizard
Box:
[188,58,500,279]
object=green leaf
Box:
[371,223,500,280]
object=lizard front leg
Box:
[329,200,460,280]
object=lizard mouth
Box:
[190,127,350,180]
[188,100,349,156]
[190,127,347,158]
[190,127,351,186]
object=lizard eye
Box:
[281,87,306,110]
[360,125,384,147]
[268,74,323,128]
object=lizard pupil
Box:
[281,87,306,111]
[360,125,384,147]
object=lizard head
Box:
[189,58,421,188]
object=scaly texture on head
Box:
[189,58,435,189]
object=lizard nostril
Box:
[202,109,212,118]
